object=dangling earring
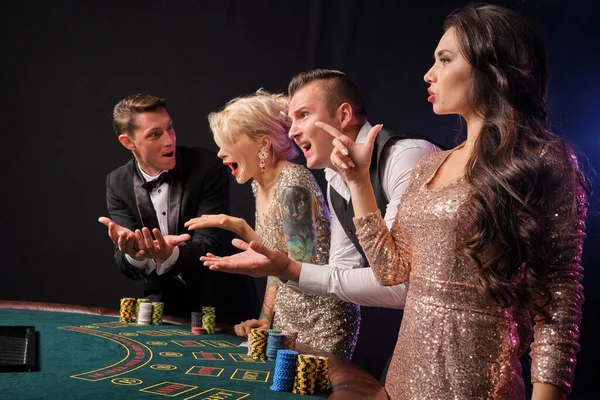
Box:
[258,150,268,173]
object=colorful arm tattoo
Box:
[258,276,278,326]
[279,186,317,263]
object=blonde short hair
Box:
[208,89,298,161]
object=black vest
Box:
[329,128,436,263]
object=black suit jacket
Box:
[105,146,258,322]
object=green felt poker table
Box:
[0,301,388,400]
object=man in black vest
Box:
[98,93,258,323]
[201,70,441,380]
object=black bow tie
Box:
[142,172,173,192]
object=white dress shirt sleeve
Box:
[297,138,439,308]
[381,139,438,226]
[156,246,180,275]
[125,254,157,274]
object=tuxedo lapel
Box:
[167,150,183,235]
[119,161,143,227]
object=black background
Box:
[1,1,598,397]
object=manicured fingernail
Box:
[341,148,348,156]
[349,161,356,168]
[341,163,348,169]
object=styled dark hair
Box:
[447,5,589,318]
[112,94,167,137]
[288,69,367,121]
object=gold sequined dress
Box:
[354,150,586,399]
[253,164,360,359]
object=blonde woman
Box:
[185,89,359,358]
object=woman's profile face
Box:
[423,27,474,119]
[215,131,262,184]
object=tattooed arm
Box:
[248,185,318,328]
[258,276,278,325]
[229,185,318,338]
[233,276,277,337]
[280,186,318,263]
[232,275,277,338]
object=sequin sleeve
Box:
[351,153,431,286]
[530,151,587,393]
[353,209,412,286]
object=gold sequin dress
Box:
[354,149,586,399]
[253,164,360,359]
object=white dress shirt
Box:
[297,122,440,308]
[125,165,180,275]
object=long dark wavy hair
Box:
[446,5,589,318]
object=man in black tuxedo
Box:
[99,93,258,322]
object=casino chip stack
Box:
[316,356,330,391]
[265,329,281,358]
[135,298,150,322]
[137,302,153,325]
[270,350,298,392]
[119,298,135,323]
[191,311,203,334]
[266,332,286,361]
[282,330,298,350]
[250,328,268,361]
[151,302,164,325]
[293,354,318,395]
[201,306,216,334]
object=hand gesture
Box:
[315,121,383,183]
[184,214,252,241]
[200,239,290,278]
[98,216,146,261]
[139,227,190,262]
[233,319,270,338]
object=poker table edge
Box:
[0,300,390,400]
[0,300,189,325]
